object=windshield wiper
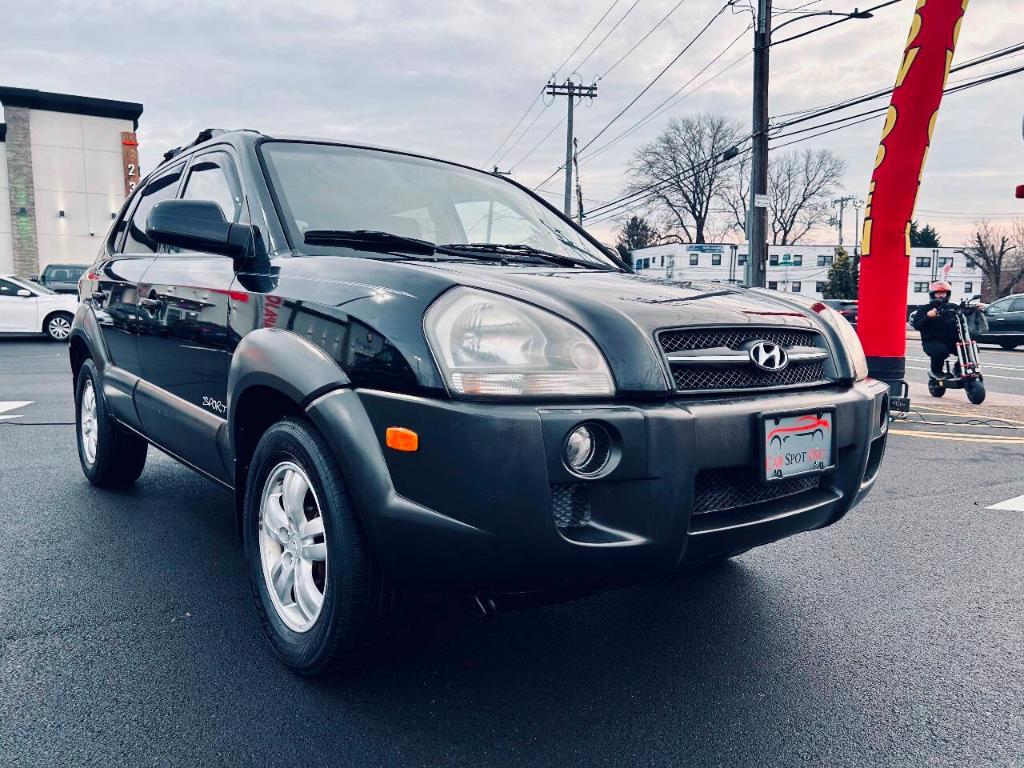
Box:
[303,230,438,256]
[439,243,609,270]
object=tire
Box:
[927,378,946,398]
[1000,343,1019,351]
[75,359,148,487]
[44,311,73,342]
[243,417,398,676]
[965,379,986,405]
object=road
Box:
[1,339,1023,767]
[905,343,1024,398]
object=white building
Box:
[0,87,143,277]
[631,242,982,314]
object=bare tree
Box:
[626,113,742,244]
[967,219,1024,299]
[722,148,846,245]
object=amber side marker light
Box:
[385,427,419,452]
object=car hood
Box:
[276,256,836,395]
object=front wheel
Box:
[965,379,986,405]
[243,418,399,676]
[44,312,73,341]
[1000,343,1019,351]
[928,378,946,398]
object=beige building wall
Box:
[30,110,136,270]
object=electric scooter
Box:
[927,301,987,405]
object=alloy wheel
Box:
[258,461,329,633]
[79,379,98,465]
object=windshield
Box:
[260,142,616,268]
[18,277,56,295]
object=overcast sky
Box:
[3,0,1021,246]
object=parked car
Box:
[822,299,858,327]
[31,263,89,294]
[975,293,1024,349]
[0,274,79,340]
[69,129,890,675]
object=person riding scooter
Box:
[912,280,958,377]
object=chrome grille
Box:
[660,327,819,353]
[658,326,830,393]
[693,468,821,516]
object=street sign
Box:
[754,193,769,208]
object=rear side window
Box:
[0,278,25,296]
[122,167,183,254]
[1010,298,1024,312]
[182,152,243,223]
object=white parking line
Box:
[0,401,33,421]
[906,365,1024,382]
[987,493,1024,511]
[907,356,1024,373]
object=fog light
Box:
[563,424,611,476]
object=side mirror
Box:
[146,199,252,258]
[971,294,982,301]
[17,289,32,297]
[29,274,39,282]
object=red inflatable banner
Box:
[858,0,968,390]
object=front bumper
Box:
[308,379,890,592]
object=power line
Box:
[771,0,904,46]
[582,26,752,165]
[534,2,734,190]
[510,115,566,171]
[575,0,643,74]
[599,0,690,80]
[480,0,623,168]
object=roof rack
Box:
[159,128,263,165]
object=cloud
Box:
[1,0,1020,247]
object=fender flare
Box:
[227,328,351,431]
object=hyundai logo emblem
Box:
[749,341,789,372]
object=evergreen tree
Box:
[615,215,660,260]
[909,220,941,248]
[823,247,858,299]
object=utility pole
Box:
[746,0,772,288]
[547,79,597,217]
[852,198,864,257]
[573,138,584,225]
[832,195,856,248]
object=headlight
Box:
[813,303,868,381]
[424,288,615,397]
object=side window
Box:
[123,167,184,254]
[0,279,27,297]
[182,152,243,223]
[988,299,1010,314]
[1010,298,1024,312]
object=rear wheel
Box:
[1000,343,1019,351]
[243,418,398,676]
[44,312,73,341]
[928,378,946,398]
[75,359,148,486]
[965,379,986,405]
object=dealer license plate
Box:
[762,411,834,481]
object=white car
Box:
[0,274,80,341]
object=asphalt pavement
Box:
[1,338,1023,767]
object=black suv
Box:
[69,130,889,675]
